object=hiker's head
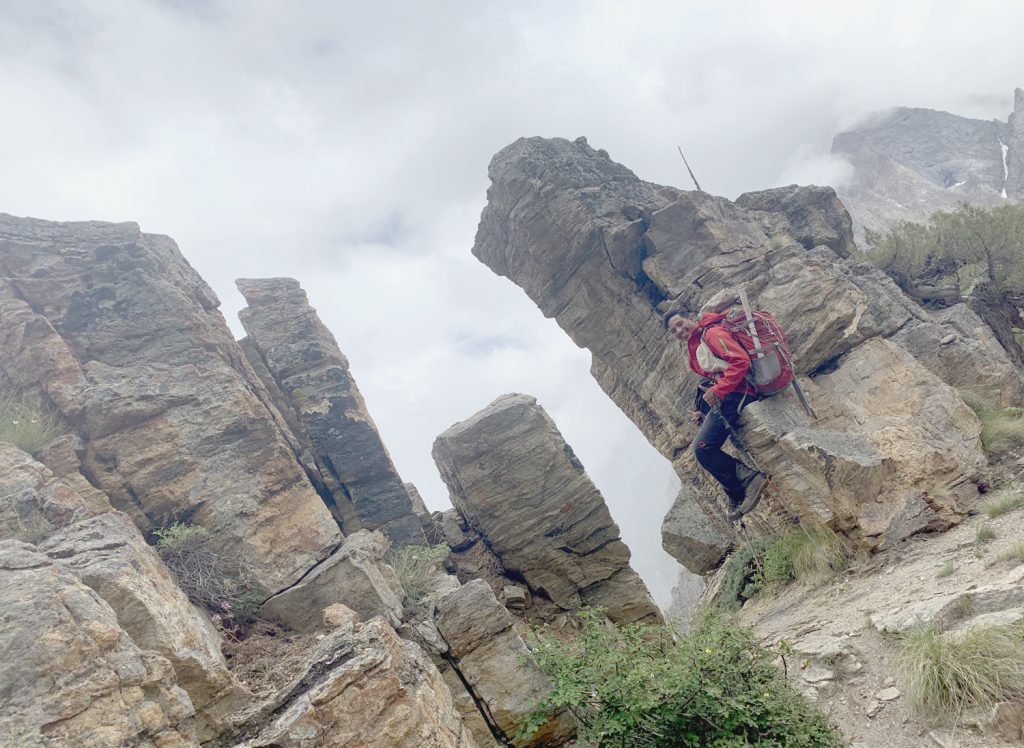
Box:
[662,308,697,342]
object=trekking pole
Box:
[676,146,703,192]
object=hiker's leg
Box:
[692,409,746,500]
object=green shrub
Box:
[960,391,1024,454]
[898,623,1024,723]
[975,526,996,545]
[979,488,1024,518]
[521,608,844,747]
[154,522,265,633]
[0,395,63,455]
[386,543,450,606]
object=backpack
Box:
[717,308,794,396]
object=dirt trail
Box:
[737,504,1024,748]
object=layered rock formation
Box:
[433,394,662,624]
[0,541,198,747]
[471,137,1009,574]
[0,214,340,592]
[227,618,477,748]
[831,88,1024,240]
[236,277,425,546]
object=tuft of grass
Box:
[975,526,996,544]
[1001,541,1024,564]
[0,395,63,456]
[760,525,849,587]
[936,561,956,579]
[980,489,1024,519]
[960,390,1024,454]
[897,624,1024,723]
[386,543,450,606]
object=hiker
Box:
[663,307,767,521]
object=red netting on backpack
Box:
[721,309,794,395]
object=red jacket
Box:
[686,312,756,399]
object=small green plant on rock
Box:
[154,522,265,635]
[386,542,450,606]
[935,561,956,579]
[897,623,1024,723]
[960,391,1024,455]
[0,395,63,455]
[520,608,844,747]
[975,526,996,545]
[1001,541,1024,564]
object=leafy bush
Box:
[897,623,1024,722]
[521,609,843,747]
[154,522,265,634]
[0,395,63,455]
[979,488,1024,518]
[960,391,1024,454]
[386,542,450,606]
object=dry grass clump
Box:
[960,390,1024,454]
[1001,541,1024,564]
[980,488,1024,519]
[760,525,849,587]
[386,542,450,606]
[222,620,317,699]
[975,526,996,544]
[897,623,1024,722]
[0,395,63,455]
[935,561,956,579]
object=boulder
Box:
[433,580,576,746]
[260,530,405,632]
[0,541,197,747]
[236,618,477,748]
[661,485,733,574]
[0,442,109,544]
[0,214,341,593]
[433,393,662,624]
[736,184,857,257]
[39,512,249,741]
[236,277,425,547]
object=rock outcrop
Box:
[231,618,477,748]
[736,184,856,257]
[236,277,425,547]
[432,580,576,747]
[433,393,662,624]
[39,512,250,741]
[471,137,1000,573]
[0,541,197,747]
[260,529,405,632]
[831,90,1024,240]
[0,214,340,593]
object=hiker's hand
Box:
[689,410,703,425]
[702,390,720,409]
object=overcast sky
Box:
[3,0,1024,605]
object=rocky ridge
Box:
[471,136,1020,575]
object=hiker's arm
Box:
[704,328,750,399]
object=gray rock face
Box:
[0,214,341,593]
[0,442,110,544]
[472,137,992,573]
[260,530,405,632]
[235,618,478,748]
[433,580,576,747]
[1007,88,1024,198]
[0,541,198,747]
[433,393,662,624]
[39,512,250,742]
[661,486,733,573]
[236,278,425,547]
[736,184,856,257]
[831,95,1022,240]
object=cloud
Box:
[3,0,1024,605]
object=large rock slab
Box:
[0,441,109,544]
[236,278,424,547]
[472,137,993,557]
[0,214,341,593]
[234,618,477,748]
[736,184,856,257]
[0,541,197,747]
[40,512,249,741]
[260,530,405,632]
[433,393,661,624]
[661,485,733,574]
[433,580,576,747]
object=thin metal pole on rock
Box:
[677,146,703,192]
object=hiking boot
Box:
[726,494,744,522]
[735,471,767,518]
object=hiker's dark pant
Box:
[693,391,755,502]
